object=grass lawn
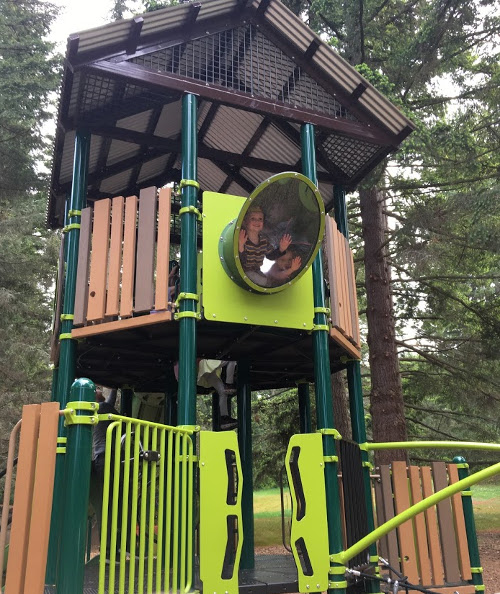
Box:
[254,488,289,547]
[252,482,500,546]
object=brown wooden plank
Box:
[408,466,432,585]
[24,402,59,594]
[330,328,361,359]
[343,235,356,342]
[73,207,92,326]
[120,195,138,317]
[432,461,461,583]
[72,310,172,338]
[105,196,124,317]
[5,405,40,594]
[448,464,472,581]
[348,247,361,346]
[379,465,400,573]
[373,476,389,561]
[134,186,156,313]
[392,461,419,584]
[87,198,111,322]
[155,187,171,311]
[420,466,444,585]
[325,218,341,328]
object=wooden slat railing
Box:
[72,186,172,339]
[325,217,361,359]
[3,403,59,594]
[373,462,474,593]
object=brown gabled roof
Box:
[47,0,414,229]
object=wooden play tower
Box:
[2,1,497,593]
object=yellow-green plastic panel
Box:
[202,192,315,329]
[199,431,243,594]
[285,433,330,592]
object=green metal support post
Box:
[165,366,178,426]
[301,124,346,594]
[47,129,90,584]
[56,378,96,593]
[177,93,198,428]
[237,358,254,569]
[297,381,312,433]
[454,456,485,593]
[334,184,379,591]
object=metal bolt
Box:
[274,320,278,323]
[244,316,248,321]
[202,462,205,466]
[212,314,216,318]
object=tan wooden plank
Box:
[332,221,346,331]
[73,207,92,326]
[348,247,361,346]
[408,465,432,585]
[105,196,124,317]
[330,328,361,359]
[448,464,472,581]
[72,310,172,338]
[135,186,156,313]
[121,195,138,317]
[337,229,349,334]
[50,236,65,362]
[341,236,353,339]
[5,405,40,594]
[155,187,171,311]
[343,235,356,342]
[379,465,400,573]
[87,198,111,322]
[325,218,341,327]
[420,466,444,585]
[392,461,419,584]
[432,461,461,583]
[24,402,59,594]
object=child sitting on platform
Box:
[238,205,293,287]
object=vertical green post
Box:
[177,93,198,427]
[297,382,312,433]
[454,456,484,593]
[47,129,90,583]
[165,366,178,426]
[56,378,96,593]
[301,124,345,593]
[237,359,254,569]
[335,183,378,588]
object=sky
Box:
[50,0,144,49]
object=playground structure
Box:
[1,0,499,592]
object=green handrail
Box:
[365,440,500,452]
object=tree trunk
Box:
[331,370,351,440]
[359,187,408,465]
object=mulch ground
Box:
[258,533,500,592]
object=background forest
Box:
[0,0,498,485]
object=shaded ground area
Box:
[258,536,500,593]
[478,531,500,593]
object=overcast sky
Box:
[50,0,144,50]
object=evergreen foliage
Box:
[0,0,60,456]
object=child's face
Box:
[246,211,264,233]
[276,252,293,270]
